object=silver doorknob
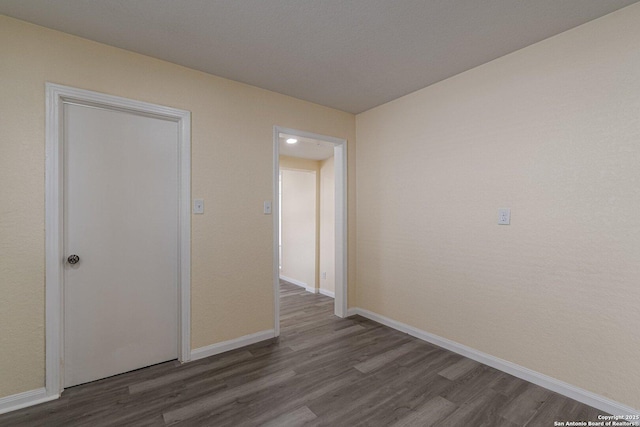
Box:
[67,254,80,265]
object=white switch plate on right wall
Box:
[498,208,511,225]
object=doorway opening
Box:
[272,127,347,336]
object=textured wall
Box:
[356,4,640,409]
[0,15,356,398]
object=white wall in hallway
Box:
[280,169,317,290]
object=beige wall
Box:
[0,15,356,399]
[356,4,640,409]
[280,169,317,288]
[320,157,336,295]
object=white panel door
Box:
[63,103,179,387]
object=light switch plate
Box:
[193,199,204,214]
[264,201,272,215]
[498,208,510,225]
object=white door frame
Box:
[45,83,191,398]
[273,126,348,336]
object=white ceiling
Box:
[1,0,637,113]
[279,133,335,161]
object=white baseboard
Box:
[280,275,317,294]
[319,288,335,298]
[191,329,276,361]
[349,307,639,416]
[0,387,59,415]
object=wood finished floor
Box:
[1,280,604,426]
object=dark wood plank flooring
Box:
[0,280,605,426]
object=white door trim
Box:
[273,126,348,336]
[45,83,191,397]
